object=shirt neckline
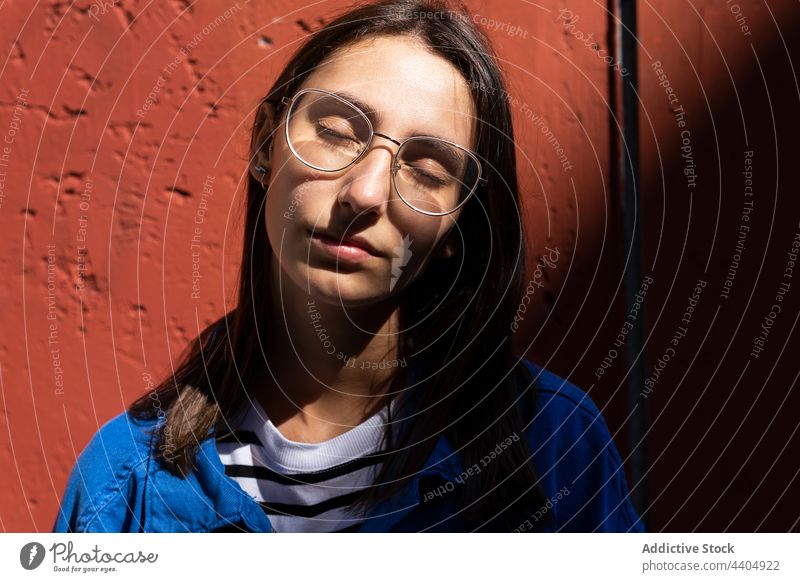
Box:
[240,397,396,472]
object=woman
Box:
[53,0,645,533]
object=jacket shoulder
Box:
[52,410,158,532]
[519,358,610,431]
[519,358,646,532]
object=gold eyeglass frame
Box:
[277,87,487,216]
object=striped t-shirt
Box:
[216,397,394,532]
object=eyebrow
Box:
[332,90,456,144]
[334,91,384,127]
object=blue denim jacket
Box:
[52,359,646,533]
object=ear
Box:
[248,100,278,188]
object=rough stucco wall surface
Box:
[0,0,797,532]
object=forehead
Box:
[297,35,477,147]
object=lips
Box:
[307,228,384,258]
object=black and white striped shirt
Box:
[216,398,394,532]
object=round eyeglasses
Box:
[277,88,486,216]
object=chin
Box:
[301,267,395,308]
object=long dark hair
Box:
[130,0,550,531]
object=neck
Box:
[257,256,403,441]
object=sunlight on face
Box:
[264,35,477,307]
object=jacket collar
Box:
[358,428,461,532]
[144,427,273,532]
[356,363,464,531]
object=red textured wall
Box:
[1,0,797,532]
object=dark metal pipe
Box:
[611,0,650,523]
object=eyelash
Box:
[318,127,353,144]
[406,165,446,186]
[316,124,446,187]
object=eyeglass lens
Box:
[286,90,480,215]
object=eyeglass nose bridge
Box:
[360,131,404,176]
[371,131,401,147]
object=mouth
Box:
[307,229,383,263]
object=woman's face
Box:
[262,35,477,307]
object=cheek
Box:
[389,205,457,258]
[266,182,305,229]
[384,214,458,289]
[264,143,323,220]
[264,172,322,246]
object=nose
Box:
[336,142,396,217]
